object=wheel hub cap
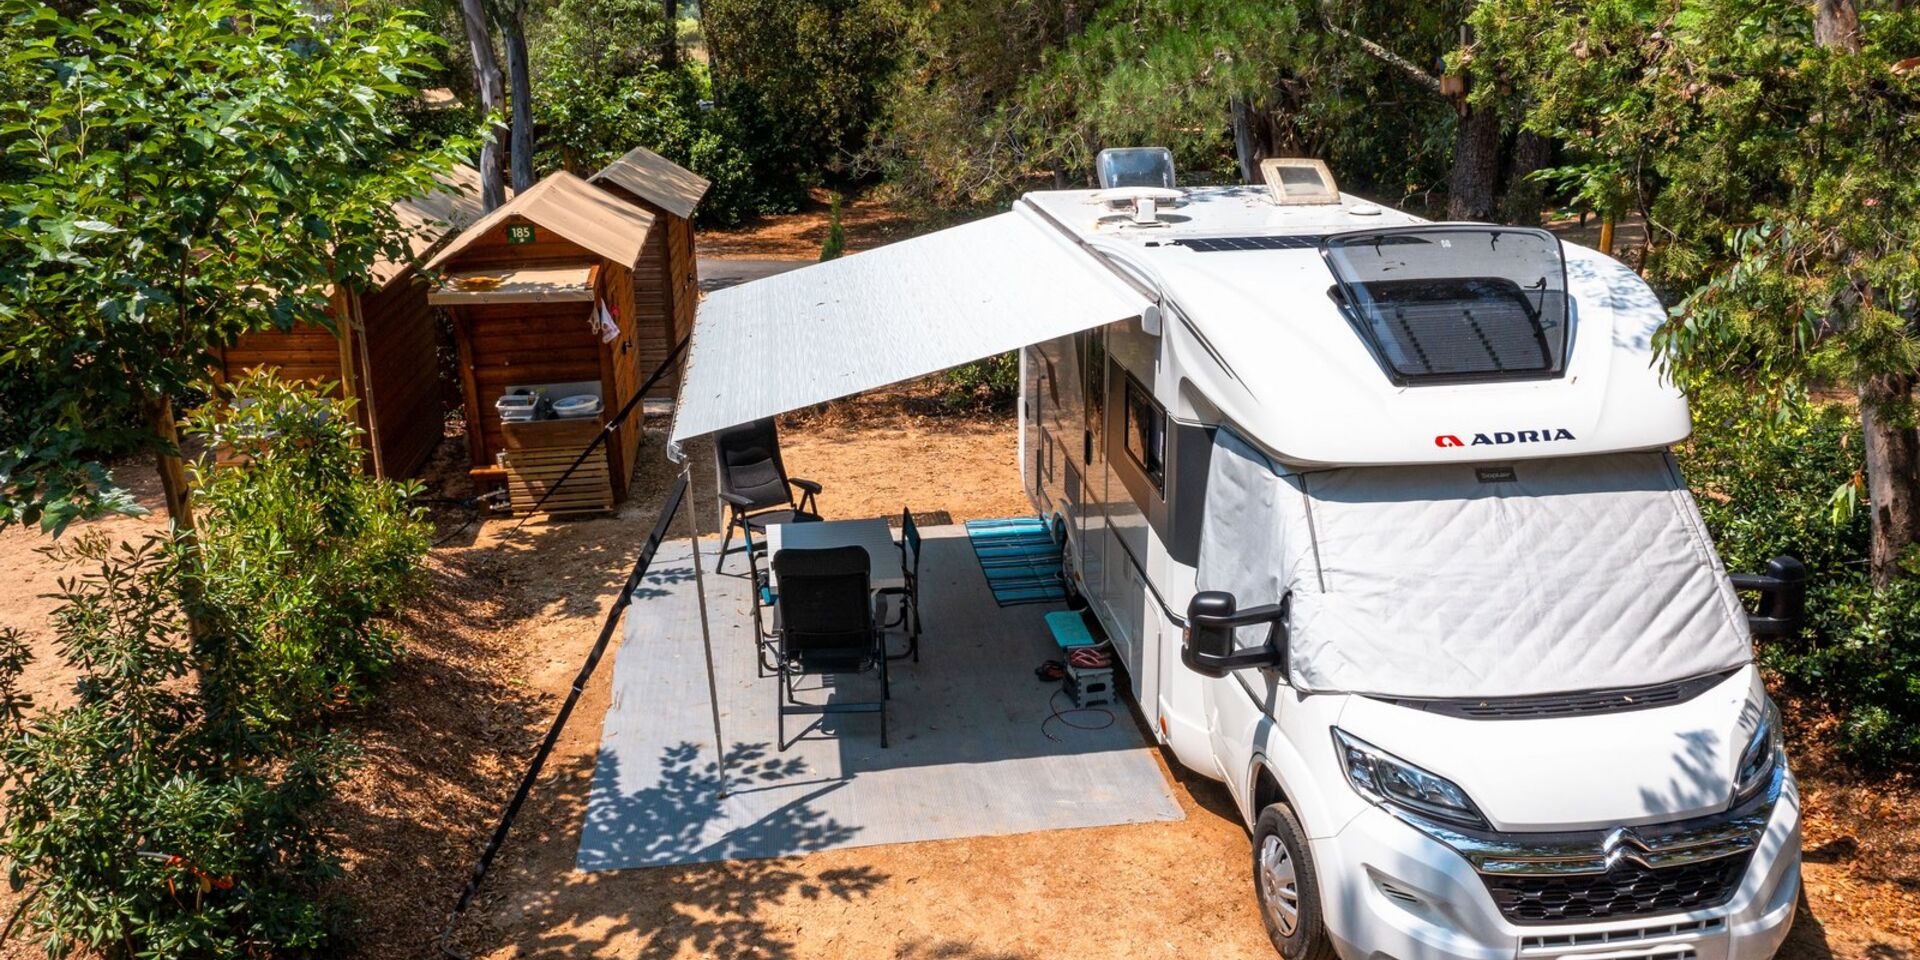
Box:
[1259,834,1301,937]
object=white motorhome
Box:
[669,150,1806,960]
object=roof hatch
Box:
[1261,158,1340,205]
[1321,226,1571,385]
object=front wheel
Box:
[1253,803,1336,960]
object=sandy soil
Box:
[697,187,974,260]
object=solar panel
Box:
[1168,235,1325,252]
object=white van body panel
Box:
[1016,184,1798,960]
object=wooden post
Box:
[1598,217,1616,256]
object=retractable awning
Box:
[668,206,1150,443]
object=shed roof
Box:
[370,163,495,288]
[589,145,710,220]
[425,171,658,272]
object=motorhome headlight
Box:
[1332,729,1488,829]
[1734,697,1784,805]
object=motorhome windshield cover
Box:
[1322,226,1570,386]
[1196,430,1753,700]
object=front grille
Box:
[1485,853,1751,925]
[1382,669,1735,720]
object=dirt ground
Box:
[697,187,974,259]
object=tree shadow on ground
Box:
[449,743,887,960]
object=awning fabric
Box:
[669,207,1150,442]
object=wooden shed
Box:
[587,145,710,390]
[213,165,491,479]
[425,171,676,509]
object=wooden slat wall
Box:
[452,299,607,473]
[602,262,640,499]
[630,221,677,398]
[356,269,445,478]
[669,215,698,349]
[220,322,347,392]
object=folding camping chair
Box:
[771,546,890,749]
[876,507,923,662]
[713,417,822,573]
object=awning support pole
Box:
[684,464,730,798]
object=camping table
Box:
[765,518,906,592]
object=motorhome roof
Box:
[1022,184,1422,241]
[1016,186,1690,467]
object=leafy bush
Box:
[1679,388,1920,763]
[940,352,1019,410]
[182,372,430,734]
[530,0,764,225]
[0,536,350,956]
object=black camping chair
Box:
[876,507,923,662]
[714,417,822,573]
[772,546,889,749]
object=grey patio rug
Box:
[577,529,1183,870]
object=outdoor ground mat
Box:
[964,516,1069,606]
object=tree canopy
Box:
[0,0,475,532]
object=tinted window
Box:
[1322,227,1571,385]
[1122,375,1164,494]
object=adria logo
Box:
[1435,429,1576,448]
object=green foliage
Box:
[0,376,428,956]
[869,0,1461,208]
[818,193,846,261]
[0,536,351,956]
[941,352,1020,410]
[528,0,761,223]
[704,0,906,202]
[0,0,476,532]
[183,372,430,734]
[1679,389,1920,763]
[1471,0,1920,398]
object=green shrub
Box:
[939,352,1019,410]
[819,193,847,261]
[1679,388,1920,763]
[182,372,429,734]
[0,535,349,956]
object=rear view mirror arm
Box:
[1729,556,1807,638]
[1182,592,1291,678]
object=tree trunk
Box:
[1860,376,1920,587]
[1503,130,1552,226]
[1230,96,1258,184]
[458,0,507,210]
[145,394,195,532]
[1447,105,1501,221]
[504,0,535,194]
[662,0,680,67]
[1814,0,1862,52]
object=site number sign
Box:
[506,224,536,245]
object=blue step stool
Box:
[1045,610,1099,651]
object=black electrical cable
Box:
[435,472,689,958]
[510,333,691,528]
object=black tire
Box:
[1253,803,1337,960]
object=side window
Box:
[1122,374,1165,495]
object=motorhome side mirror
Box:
[1182,590,1290,679]
[1729,555,1808,638]
[1185,591,1238,669]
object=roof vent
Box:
[1096,147,1176,190]
[1091,186,1183,227]
[1261,158,1340,205]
